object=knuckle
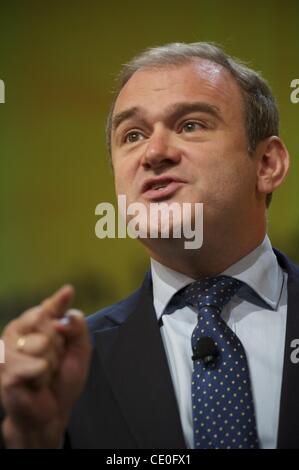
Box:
[3,319,17,336]
[41,298,55,315]
[33,308,45,324]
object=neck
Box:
[142,223,266,279]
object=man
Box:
[0,42,298,449]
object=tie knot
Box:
[182,275,242,313]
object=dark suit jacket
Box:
[67,249,299,449]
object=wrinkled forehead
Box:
[112,59,245,121]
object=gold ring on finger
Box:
[16,336,27,352]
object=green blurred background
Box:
[0,0,299,330]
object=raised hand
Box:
[0,285,91,448]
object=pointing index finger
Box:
[41,284,75,319]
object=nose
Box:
[141,128,181,170]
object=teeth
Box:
[151,183,168,190]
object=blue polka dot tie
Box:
[181,275,259,449]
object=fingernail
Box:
[59,316,71,326]
[59,309,83,326]
[66,309,83,319]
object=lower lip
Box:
[142,181,184,201]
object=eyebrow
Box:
[112,107,141,132]
[112,101,224,133]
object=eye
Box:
[124,130,145,144]
[181,121,204,133]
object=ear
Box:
[256,136,289,198]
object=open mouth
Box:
[142,177,184,201]
[150,182,170,191]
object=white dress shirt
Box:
[151,235,287,449]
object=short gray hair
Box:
[106,42,279,207]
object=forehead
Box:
[113,59,244,120]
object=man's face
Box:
[110,60,259,237]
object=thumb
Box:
[55,310,91,354]
[53,310,91,414]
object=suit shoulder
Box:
[86,286,143,333]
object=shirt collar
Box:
[151,235,284,320]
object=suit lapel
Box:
[93,274,186,449]
[275,250,299,448]
[91,249,299,449]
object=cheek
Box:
[113,163,136,196]
[114,175,126,196]
[190,146,255,203]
